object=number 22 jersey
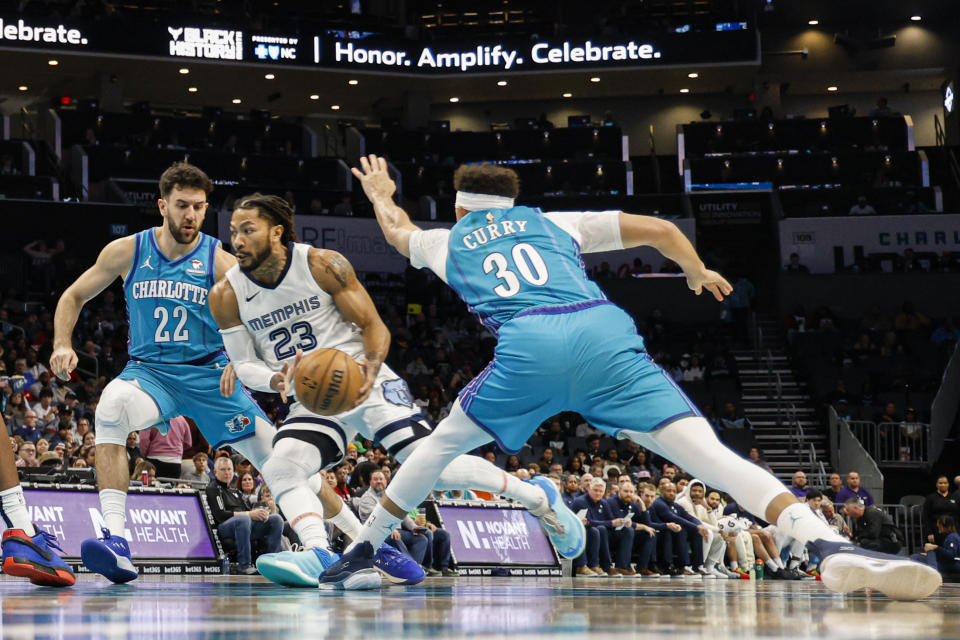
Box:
[224,242,363,371]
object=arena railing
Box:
[847,419,930,467]
[876,503,921,555]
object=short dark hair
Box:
[453,163,519,199]
[805,488,823,500]
[159,162,213,198]
[235,193,298,244]
[844,497,863,507]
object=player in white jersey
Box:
[210,193,568,588]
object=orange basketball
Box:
[294,348,363,416]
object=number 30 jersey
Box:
[224,242,363,371]
[125,229,223,363]
[409,207,622,333]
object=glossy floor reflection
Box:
[0,575,958,639]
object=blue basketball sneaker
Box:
[318,541,382,590]
[256,547,341,588]
[527,476,585,559]
[808,538,942,601]
[373,542,425,585]
[1,527,76,587]
[80,528,138,584]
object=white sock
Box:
[327,503,363,541]
[0,486,34,535]
[277,486,329,549]
[436,455,548,513]
[730,561,738,570]
[764,558,779,571]
[788,557,802,570]
[351,503,401,551]
[100,489,127,537]
[776,502,847,545]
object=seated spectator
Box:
[931,318,960,346]
[747,447,774,475]
[634,482,670,575]
[822,473,844,502]
[911,515,960,575]
[358,471,428,567]
[180,452,211,487]
[845,499,902,553]
[235,471,260,506]
[820,500,850,538]
[584,434,603,464]
[125,431,143,475]
[570,478,614,576]
[333,463,352,501]
[924,476,960,544]
[577,473,594,497]
[13,411,43,443]
[504,455,521,472]
[205,455,282,574]
[413,509,457,577]
[788,471,809,499]
[849,196,876,216]
[603,481,652,576]
[131,460,159,486]
[894,301,930,331]
[652,480,708,575]
[15,441,38,468]
[603,448,626,474]
[784,253,809,273]
[836,471,876,507]
[37,451,62,469]
[719,402,753,431]
[537,447,556,471]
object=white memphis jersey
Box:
[225,242,363,370]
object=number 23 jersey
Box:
[410,207,622,333]
[224,242,363,371]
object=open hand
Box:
[351,155,397,202]
[685,268,733,302]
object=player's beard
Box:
[168,216,200,245]
[237,242,273,273]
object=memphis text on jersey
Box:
[247,295,323,332]
[130,279,209,305]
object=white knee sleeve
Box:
[623,417,791,519]
[260,438,325,498]
[95,379,162,446]
[229,417,277,471]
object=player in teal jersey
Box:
[320,156,942,602]
[50,163,360,582]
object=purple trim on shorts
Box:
[515,299,612,318]
[460,402,523,455]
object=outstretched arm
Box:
[309,248,390,406]
[51,236,134,380]
[618,214,733,302]
[351,155,420,257]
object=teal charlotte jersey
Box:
[124,230,222,363]
[411,206,700,454]
[445,206,607,333]
[116,230,264,448]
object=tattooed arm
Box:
[308,248,390,406]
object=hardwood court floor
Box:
[0,575,958,639]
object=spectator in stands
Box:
[504,455,521,472]
[4,393,28,430]
[845,499,902,553]
[584,434,603,463]
[719,402,752,431]
[870,97,892,117]
[652,480,708,575]
[849,196,877,216]
[181,452,210,487]
[571,478,615,576]
[931,317,960,347]
[682,356,705,382]
[748,447,774,475]
[566,456,585,475]
[13,410,42,443]
[784,253,810,273]
[604,481,655,576]
[413,509,457,577]
[788,471,809,498]
[895,301,930,331]
[206,455,282,574]
[139,416,192,480]
[924,476,960,544]
[32,389,58,426]
[562,475,580,508]
[578,473,594,497]
[131,460,158,486]
[537,447,556,471]
[835,471,875,507]
[15,441,37,468]
[81,445,96,468]
[358,471,428,567]
[333,463,352,501]
[912,515,960,575]
[124,431,143,475]
[823,473,844,502]
[820,500,850,538]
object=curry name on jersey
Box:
[224,242,363,370]
[125,230,222,364]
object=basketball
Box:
[294,348,363,416]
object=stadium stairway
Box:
[733,316,830,483]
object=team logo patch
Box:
[381,379,414,408]
[186,259,206,275]
[225,414,252,433]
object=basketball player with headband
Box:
[211,193,570,589]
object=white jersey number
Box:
[153,305,190,343]
[482,243,550,298]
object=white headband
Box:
[455,191,515,212]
